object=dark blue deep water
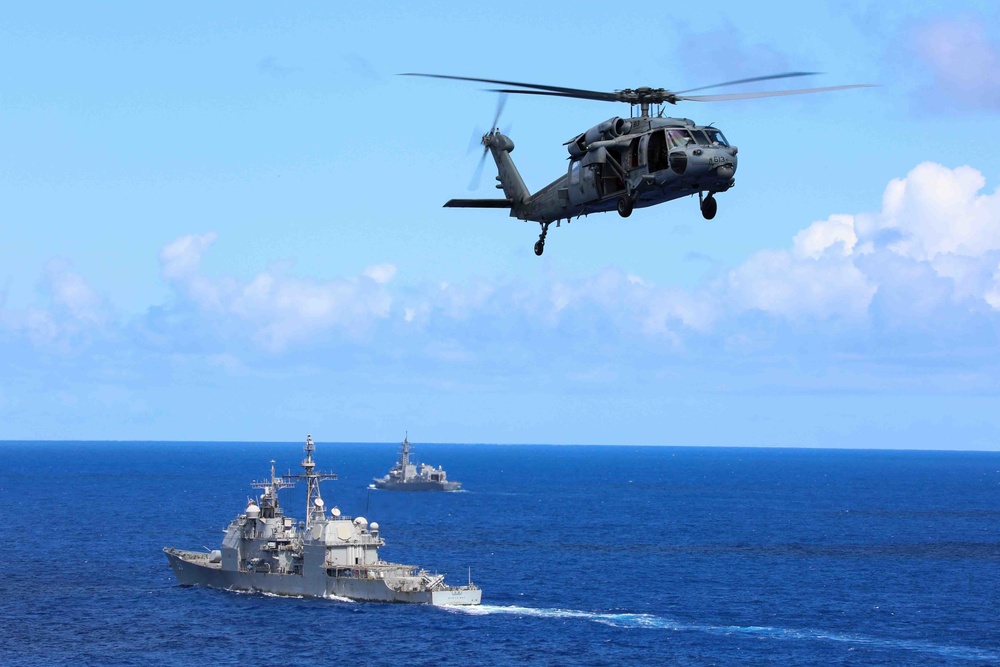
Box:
[1,442,998,666]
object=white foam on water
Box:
[259,591,305,599]
[445,605,1000,662]
[447,604,668,627]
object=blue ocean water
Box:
[0,441,997,666]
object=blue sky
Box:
[2,1,1000,448]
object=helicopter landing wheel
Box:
[617,196,634,218]
[701,194,717,220]
[534,222,549,256]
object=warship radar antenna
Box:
[250,460,295,518]
[283,434,338,529]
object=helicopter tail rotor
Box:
[468,93,508,190]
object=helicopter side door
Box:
[647,129,668,172]
[599,146,626,198]
[567,157,600,206]
[627,137,642,170]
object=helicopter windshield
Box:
[704,129,729,147]
[689,130,713,145]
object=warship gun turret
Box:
[164,434,481,605]
[372,434,462,491]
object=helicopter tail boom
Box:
[444,199,513,208]
[488,135,530,207]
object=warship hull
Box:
[165,549,481,605]
[373,479,461,492]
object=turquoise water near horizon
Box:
[1,441,998,665]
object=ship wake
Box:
[445,605,999,662]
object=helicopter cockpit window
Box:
[665,129,690,149]
[690,130,714,145]
[704,129,729,147]
[570,161,581,185]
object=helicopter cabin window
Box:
[570,161,581,185]
[666,129,690,149]
[704,129,729,147]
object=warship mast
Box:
[283,434,338,529]
[400,432,411,471]
[250,460,295,519]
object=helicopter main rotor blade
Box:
[402,73,618,101]
[487,88,619,102]
[677,84,874,102]
[674,71,819,94]
[405,72,873,107]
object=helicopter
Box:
[405,72,870,256]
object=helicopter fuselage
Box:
[487,115,737,225]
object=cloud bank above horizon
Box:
[4,161,999,371]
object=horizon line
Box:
[0,439,997,453]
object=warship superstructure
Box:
[164,435,481,605]
[372,434,462,491]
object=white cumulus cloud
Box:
[157,234,395,350]
[722,162,1000,320]
[862,162,1000,261]
[723,248,876,321]
[363,263,397,284]
[160,233,218,279]
[44,259,108,326]
[793,215,859,259]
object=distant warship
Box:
[164,435,481,605]
[372,434,462,491]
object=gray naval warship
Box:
[164,435,481,605]
[372,434,461,491]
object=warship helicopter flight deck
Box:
[164,434,481,605]
[404,72,871,255]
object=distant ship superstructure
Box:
[372,434,462,491]
[164,435,480,605]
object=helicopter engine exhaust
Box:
[569,117,634,157]
[584,117,632,145]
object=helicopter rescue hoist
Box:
[405,73,870,256]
